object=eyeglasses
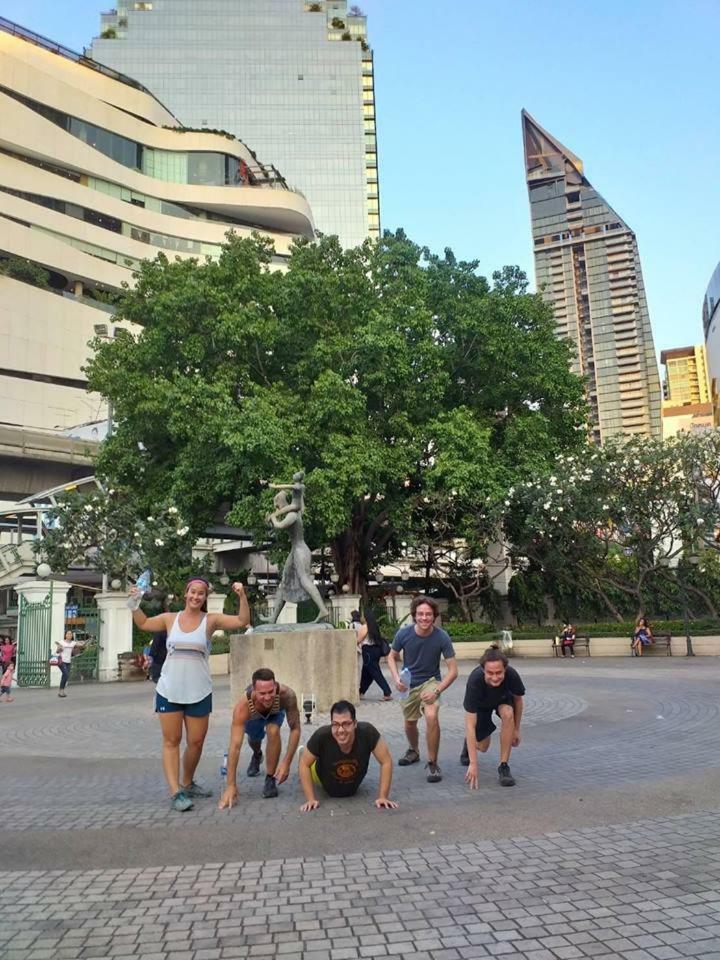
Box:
[331,721,355,731]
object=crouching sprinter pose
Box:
[462,647,525,788]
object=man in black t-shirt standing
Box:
[462,647,525,787]
[298,700,398,812]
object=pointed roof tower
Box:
[521,109,583,181]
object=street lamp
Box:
[683,553,700,657]
[247,573,257,586]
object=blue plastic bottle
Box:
[220,752,228,778]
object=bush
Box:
[502,619,720,640]
[0,257,50,289]
[444,621,496,643]
[331,17,345,28]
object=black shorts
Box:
[475,702,513,742]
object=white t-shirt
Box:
[59,639,75,664]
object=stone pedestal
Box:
[15,579,69,688]
[229,628,357,713]
[95,591,133,683]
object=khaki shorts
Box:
[401,678,440,721]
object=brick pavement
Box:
[3,659,720,958]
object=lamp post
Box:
[683,553,700,657]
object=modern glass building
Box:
[522,110,662,442]
[90,0,379,249]
[0,17,314,435]
[702,262,720,426]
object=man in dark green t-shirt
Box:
[298,700,398,812]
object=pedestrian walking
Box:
[130,577,251,812]
[357,608,392,700]
[0,658,15,702]
[387,595,458,783]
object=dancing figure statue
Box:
[265,471,328,625]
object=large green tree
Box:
[86,231,587,594]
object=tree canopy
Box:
[505,432,720,621]
[86,230,587,593]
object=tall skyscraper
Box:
[91,0,379,248]
[522,110,661,442]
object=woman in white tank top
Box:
[131,577,251,812]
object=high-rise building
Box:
[0,17,314,448]
[90,0,379,248]
[703,262,720,426]
[660,345,713,437]
[522,110,662,443]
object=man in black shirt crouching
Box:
[298,700,398,812]
[462,647,525,788]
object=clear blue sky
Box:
[5,0,719,357]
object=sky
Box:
[4,0,719,358]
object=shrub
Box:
[0,257,50,289]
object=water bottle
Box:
[126,569,152,610]
[397,667,411,700]
[220,752,228,778]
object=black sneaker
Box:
[262,775,278,799]
[498,762,516,787]
[460,744,470,766]
[425,761,442,783]
[247,751,262,777]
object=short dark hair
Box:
[480,647,508,669]
[252,667,276,685]
[410,595,440,620]
[330,700,356,721]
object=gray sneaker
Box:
[498,763,516,787]
[171,790,193,812]
[183,780,213,799]
[425,761,442,783]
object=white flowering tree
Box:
[505,434,720,621]
[34,487,206,594]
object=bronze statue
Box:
[264,471,328,625]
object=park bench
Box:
[630,633,672,656]
[552,634,590,657]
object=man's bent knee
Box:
[265,724,281,739]
[476,738,491,753]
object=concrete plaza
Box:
[3,658,720,959]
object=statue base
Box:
[252,621,334,633]
[229,628,357,713]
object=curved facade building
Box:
[0,18,314,434]
[703,262,720,425]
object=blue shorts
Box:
[155,692,212,717]
[245,710,286,742]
